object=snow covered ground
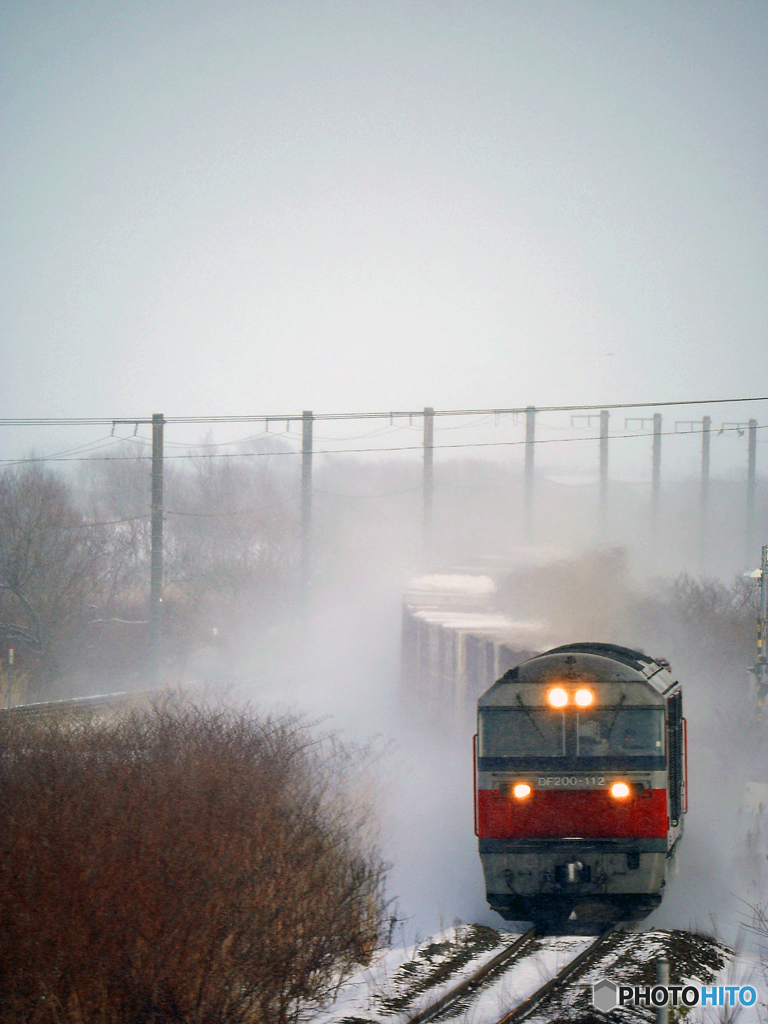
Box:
[312,924,767,1024]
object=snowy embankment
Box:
[313,924,766,1024]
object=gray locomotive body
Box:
[475,643,686,928]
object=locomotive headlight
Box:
[610,782,631,799]
[547,687,568,708]
[513,783,532,799]
[575,688,594,707]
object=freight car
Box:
[400,570,555,720]
[474,642,686,929]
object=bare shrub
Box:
[0,700,388,1024]
[626,572,758,676]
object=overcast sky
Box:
[2,1,767,447]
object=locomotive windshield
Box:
[479,709,565,757]
[478,705,666,761]
[576,707,664,757]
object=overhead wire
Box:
[165,495,300,517]
[163,429,304,449]
[311,423,418,442]
[2,421,765,467]
[17,434,147,463]
[43,513,151,531]
[0,392,767,429]
[314,484,423,499]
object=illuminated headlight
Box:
[575,688,594,707]
[547,687,568,708]
[513,783,532,799]
[610,782,631,799]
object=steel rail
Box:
[495,924,620,1023]
[405,928,538,1024]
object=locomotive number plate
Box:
[535,775,607,788]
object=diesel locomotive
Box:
[474,642,686,929]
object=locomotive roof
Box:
[531,642,660,673]
[480,641,679,706]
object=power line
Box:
[45,514,151,531]
[2,421,766,466]
[314,484,423,499]
[1,394,767,429]
[165,495,300,517]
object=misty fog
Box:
[180,438,767,945]
[1,401,766,962]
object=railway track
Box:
[406,927,538,1024]
[323,923,714,1024]
[494,925,621,1023]
[401,926,623,1024]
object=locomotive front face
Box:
[475,644,685,929]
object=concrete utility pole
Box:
[700,416,711,567]
[524,406,536,542]
[747,419,757,559]
[573,410,610,534]
[301,411,313,606]
[599,409,609,526]
[627,413,663,547]
[745,544,768,712]
[149,413,164,670]
[656,957,670,1024]
[422,407,434,559]
[757,545,768,709]
[6,647,13,710]
[651,413,662,534]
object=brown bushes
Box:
[0,702,388,1024]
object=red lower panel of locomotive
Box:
[476,787,668,840]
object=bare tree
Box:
[75,435,298,684]
[158,436,297,652]
[0,464,106,699]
